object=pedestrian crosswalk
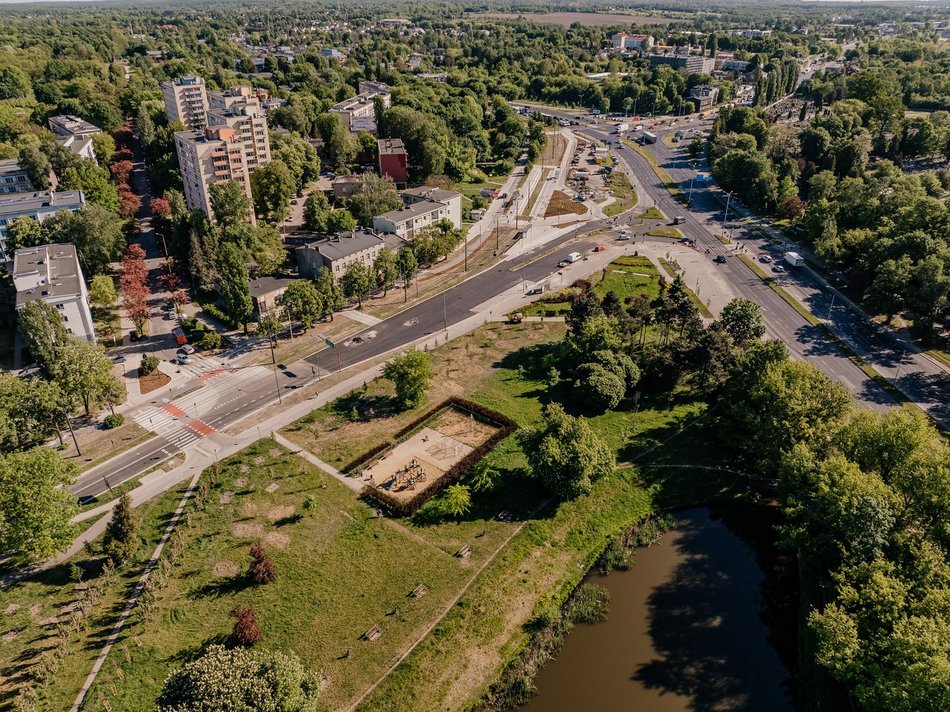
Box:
[132,402,216,450]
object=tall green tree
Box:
[303,191,330,232]
[314,267,344,320]
[0,448,77,563]
[340,261,373,309]
[518,403,614,500]
[6,215,42,251]
[218,243,253,330]
[211,180,252,228]
[102,493,141,564]
[373,247,399,296]
[18,300,68,374]
[347,174,401,226]
[251,159,294,225]
[396,246,418,302]
[276,280,323,331]
[52,338,124,416]
[89,274,117,311]
[382,350,433,410]
[719,298,765,346]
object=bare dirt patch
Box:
[232,522,263,538]
[219,491,235,504]
[253,456,265,466]
[28,604,41,619]
[268,448,282,458]
[266,505,295,522]
[2,628,21,642]
[235,477,248,487]
[139,370,171,395]
[265,532,290,549]
[265,482,279,494]
[213,560,240,577]
[4,604,20,616]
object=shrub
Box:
[200,302,240,329]
[230,605,262,647]
[102,494,140,564]
[567,583,610,624]
[197,331,223,350]
[573,362,625,412]
[248,542,276,584]
[139,354,159,376]
[157,645,320,712]
[102,413,125,429]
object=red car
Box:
[593,245,606,252]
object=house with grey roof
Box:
[0,190,86,263]
[296,230,387,279]
[13,243,95,343]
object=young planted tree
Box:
[340,261,373,309]
[437,484,471,518]
[396,246,418,303]
[102,493,141,564]
[248,542,277,584]
[315,267,344,320]
[382,350,433,410]
[231,605,263,647]
[89,274,118,311]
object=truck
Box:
[642,131,658,144]
[784,251,805,268]
[614,122,629,134]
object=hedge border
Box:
[353,398,518,517]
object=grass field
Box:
[603,172,638,217]
[641,205,665,220]
[522,254,662,317]
[646,226,683,238]
[544,190,587,218]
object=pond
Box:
[521,507,795,711]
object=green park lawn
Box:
[522,254,662,317]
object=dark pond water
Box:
[521,507,794,712]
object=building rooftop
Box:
[378,138,406,155]
[0,190,85,218]
[301,230,384,261]
[249,274,297,299]
[401,186,460,203]
[0,159,26,177]
[13,243,84,307]
[48,115,101,137]
[377,198,447,224]
[169,75,205,86]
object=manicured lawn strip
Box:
[544,190,587,218]
[0,482,193,709]
[603,171,638,217]
[81,438,519,711]
[640,205,665,220]
[715,233,732,245]
[926,348,950,371]
[646,226,682,238]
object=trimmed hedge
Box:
[340,442,392,475]
[356,398,518,517]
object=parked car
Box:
[616,234,631,241]
[759,255,773,263]
[128,331,139,342]
[772,264,786,273]
[593,245,605,252]
[110,354,127,364]
[177,344,196,355]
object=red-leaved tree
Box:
[118,189,142,219]
[230,606,262,647]
[111,160,134,185]
[120,244,150,336]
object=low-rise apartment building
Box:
[296,230,386,279]
[13,243,95,343]
[0,159,37,195]
[330,81,392,134]
[0,190,86,262]
[647,53,715,74]
[48,115,102,163]
[372,186,462,238]
[163,76,210,130]
[611,33,654,52]
[689,84,720,109]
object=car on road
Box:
[163,311,176,320]
[557,260,569,268]
[714,255,728,264]
[772,264,786,273]
[177,344,195,355]
[673,216,686,225]
[593,245,605,252]
[110,354,127,364]
[679,237,696,246]
[759,255,773,263]
[174,354,192,365]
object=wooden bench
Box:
[455,545,471,559]
[409,584,428,598]
[363,625,381,641]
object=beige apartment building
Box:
[207,86,271,171]
[174,126,254,221]
[162,76,210,130]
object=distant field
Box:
[468,11,676,27]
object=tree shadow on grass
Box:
[167,633,231,665]
[329,390,395,423]
[187,574,254,600]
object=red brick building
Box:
[377,138,408,184]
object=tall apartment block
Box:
[162,76,209,130]
[174,126,254,222]
[207,86,271,171]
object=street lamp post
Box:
[722,191,732,235]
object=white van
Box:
[566,252,582,263]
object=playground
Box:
[360,406,503,504]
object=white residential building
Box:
[611,33,655,52]
[330,81,392,134]
[48,115,102,163]
[373,186,462,238]
[174,126,254,221]
[162,76,210,130]
[0,190,86,263]
[0,159,37,194]
[13,243,96,343]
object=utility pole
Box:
[442,290,448,333]
[722,191,732,234]
[269,336,282,404]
